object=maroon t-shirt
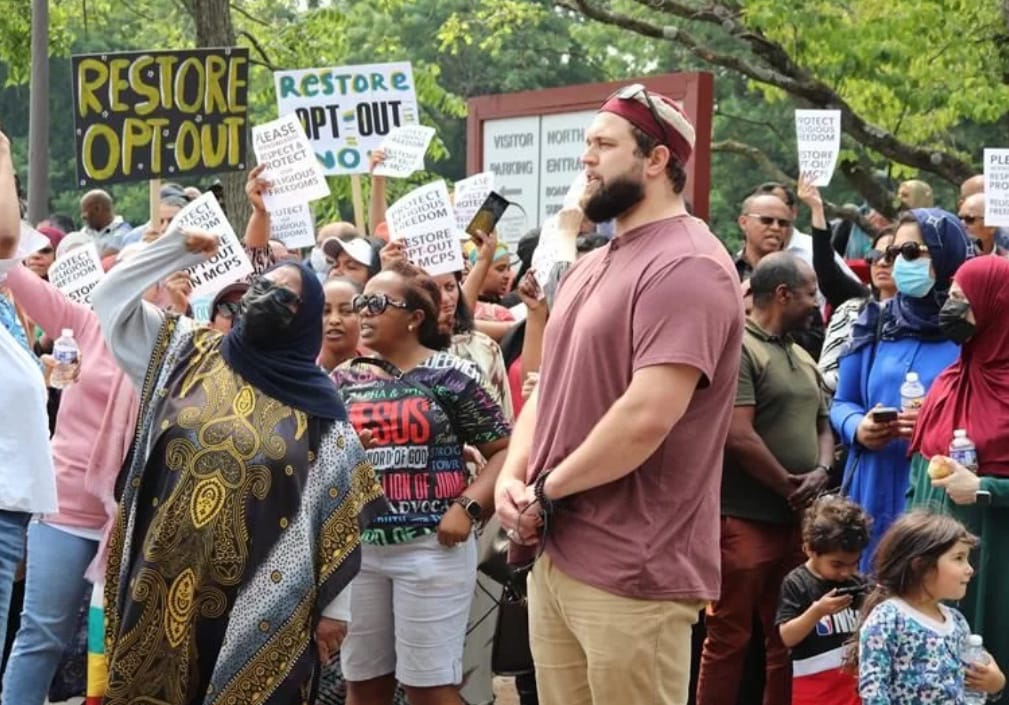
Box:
[528,215,744,600]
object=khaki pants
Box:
[528,552,703,705]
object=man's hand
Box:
[931,460,982,505]
[788,468,829,510]
[163,271,193,313]
[855,406,900,450]
[245,164,270,214]
[184,229,219,257]
[315,617,347,664]
[379,240,407,269]
[436,502,473,547]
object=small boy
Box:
[775,495,871,705]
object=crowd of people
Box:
[0,82,1007,705]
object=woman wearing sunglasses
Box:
[829,208,973,569]
[331,261,511,705]
[90,226,386,705]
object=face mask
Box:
[892,256,935,298]
[240,282,296,345]
[309,246,329,275]
[939,298,976,343]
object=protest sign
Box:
[795,109,841,186]
[453,172,495,234]
[373,125,436,178]
[71,47,249,185]
[386,181,464,276]
[270,202,316,249]
[170,192,254,298]
[274,62,419,175]
[984,148,1009,227]
[252,114,331,211]
[47,244,105,306]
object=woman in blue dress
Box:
[830,208,972,570]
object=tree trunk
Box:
[182,0,251,236]
[27,0,49,224]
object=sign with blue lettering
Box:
[273,62,419,176]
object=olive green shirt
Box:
[722,318,828,524]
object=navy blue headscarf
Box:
[844,208,973,356]
[220,262,347,420]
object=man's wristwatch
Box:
[451,496,483,523]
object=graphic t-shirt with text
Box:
[332,352,510,545]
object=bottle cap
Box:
[905,372,919,382]
[61,328,73,338]
[954,429,967,438]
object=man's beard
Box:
[583,173,645,223]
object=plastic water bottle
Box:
[50,328,79,390]
[950,429,980,473]
[900,371,926,412]
[962,634,990,705]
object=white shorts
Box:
[340,532,477,687]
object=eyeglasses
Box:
[608,83,668,145]
[351,293,411,316]
[960,215,981,226]
[745,214,792,229]
[865,250,892,266]
[250,278,301,307]
[884,242,930,263]
[215,301,242,319]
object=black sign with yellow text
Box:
[71,47,249,185]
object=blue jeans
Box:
[0,510,29,652]
[1,522,96,705]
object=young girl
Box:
[856,511,1006,704]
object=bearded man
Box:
[494,85,745,705]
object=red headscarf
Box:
[912,256,1009,475]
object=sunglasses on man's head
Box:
[608,83,668,143]
[351,293,411,316]
[884,242,930,263]
[745,213,792,229]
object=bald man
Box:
[77,189,133,256]
[959,193,1008,257]
[897,179,934,210]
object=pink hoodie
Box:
[5,266,138,541]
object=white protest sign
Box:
[373,125,436,178]
[48,243,104,305]
[274,62,419,176]
[386,181,465,276]
[984,149,1009,227]
[270,203,316,249]
[253,114,331,212]
[453,172,495,234]
[795,109,841,186]
[531,216,561,294]
[170,193,254,299]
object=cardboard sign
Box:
[453,172,495,235]
[795,109,841,186]
[270,202,316,250]
[984,148,1009,227]
[373,125,436,178]
[274,61,419,176]
[386,181,464,276]
[170,193,254,298]
[71,47,249,185]
[48,243,105,305]
[252,114,331,211]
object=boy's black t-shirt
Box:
[775,564,864,662]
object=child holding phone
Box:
[776,495,872,705]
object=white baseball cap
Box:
[322,236,375,268]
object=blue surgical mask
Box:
[892,256,935,298]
